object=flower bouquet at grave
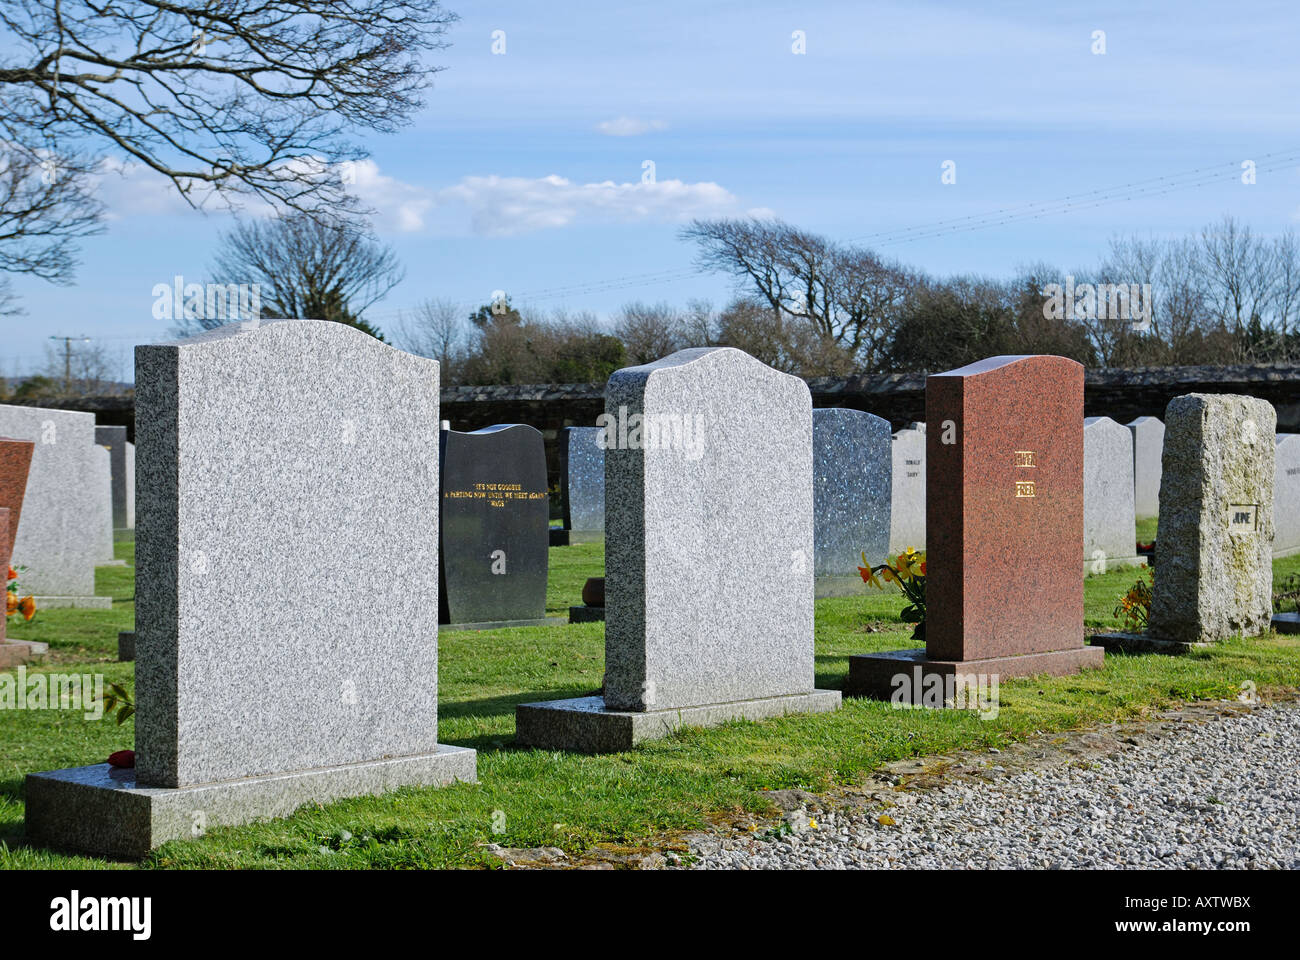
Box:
[859,547,926,641]
[1113,568,1152,632]
[5,565,36,622]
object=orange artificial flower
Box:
[5,592,16,616]
[18,596,35,621]
[6,565,16,581]
[919,560,927,577]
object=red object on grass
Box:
[107,750,135,768]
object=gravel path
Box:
[685,703,1300,870]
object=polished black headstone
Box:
[438,424,550,626]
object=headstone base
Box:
[441,617,566,632]
[31,595,113,610]
[24,745,477,860]
[0,640,47,669]
[1272,613,1300,635]
[846,646,1104,700]
[568,606,605,623]
[1083,556,1147,576]
[548,528,570,547]
[1089,631,1215,655]
[814,576,869,598]
[515,691,842,754]
[118,631,135,661]
[97,559,127,567]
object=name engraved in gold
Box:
[1015,450,1036,468]
[1015,480,1036,498]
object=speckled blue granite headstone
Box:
[24,320,475,857]
[515,347,840,752]
[561,426,604,541]
[812,408,891,594]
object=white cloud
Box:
[595,116,668,137]
[93,156,431,233]
[437,174,738,236]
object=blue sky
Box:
[3,0,1298,379]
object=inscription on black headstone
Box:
[438,424,550,626]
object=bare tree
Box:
[683,217,913,371]
[182,213,404,338]
[0,0,456,288]
[394,297,467,377]
[614,301,687,364]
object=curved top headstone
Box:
[135,319,442,788]
[603,347,814,712]
[812,408,891,579]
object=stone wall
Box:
[14,362,1300,497]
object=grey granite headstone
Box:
[1275,434,1300,557]
[888,425,926,554]
[95,425,130,530]
[561,426,604,542]
[89,444,118,565]
[0,404,110,608]
[1147,394,1275,644]
[1083,416,1141,573]
[1127,416,1164,521]
[125,441,136,529]
[516,347,840,752]
[25,319,475,858]
[812,408,891,596]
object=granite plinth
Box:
[24,746,477,860]
[441,616,566,631]
[0,639,47,668]
[549,528,570,547]
[29,595,114,610]
[1271,613,1300,635]
[569,606,606,623]
[1089,631,1213,655]
[845,646,1104,699]
[515,691,841,754]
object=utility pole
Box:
[49,335,91,395]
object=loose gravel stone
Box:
[683,702,1300,870]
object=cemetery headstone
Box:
[1144,394,1274,646]
[438,424,559,629]
[0,405,110,608]
[812,408,891,596]
[888,424,926,554]
[1128,416,1164,521]
[90,444,119,566]
[1274,433,1300,557]
[560,426,605,543]
[1083,416,1141,573]
[95,425,131,530]
[516,347,840,752]
[847,355,1103,700]
[125,441,136,529]
[25,319,475,858]
[0,436,35,564]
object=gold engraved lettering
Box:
[1015,450,1036,468]
[1015,480,1036,498]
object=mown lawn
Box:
[2,538,1298,869]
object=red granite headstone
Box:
[0,438,35,651]
[1,508,9,644]
[847,355,1103,700]
[0,437,35,563]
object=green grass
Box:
[3,538,1299,869]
